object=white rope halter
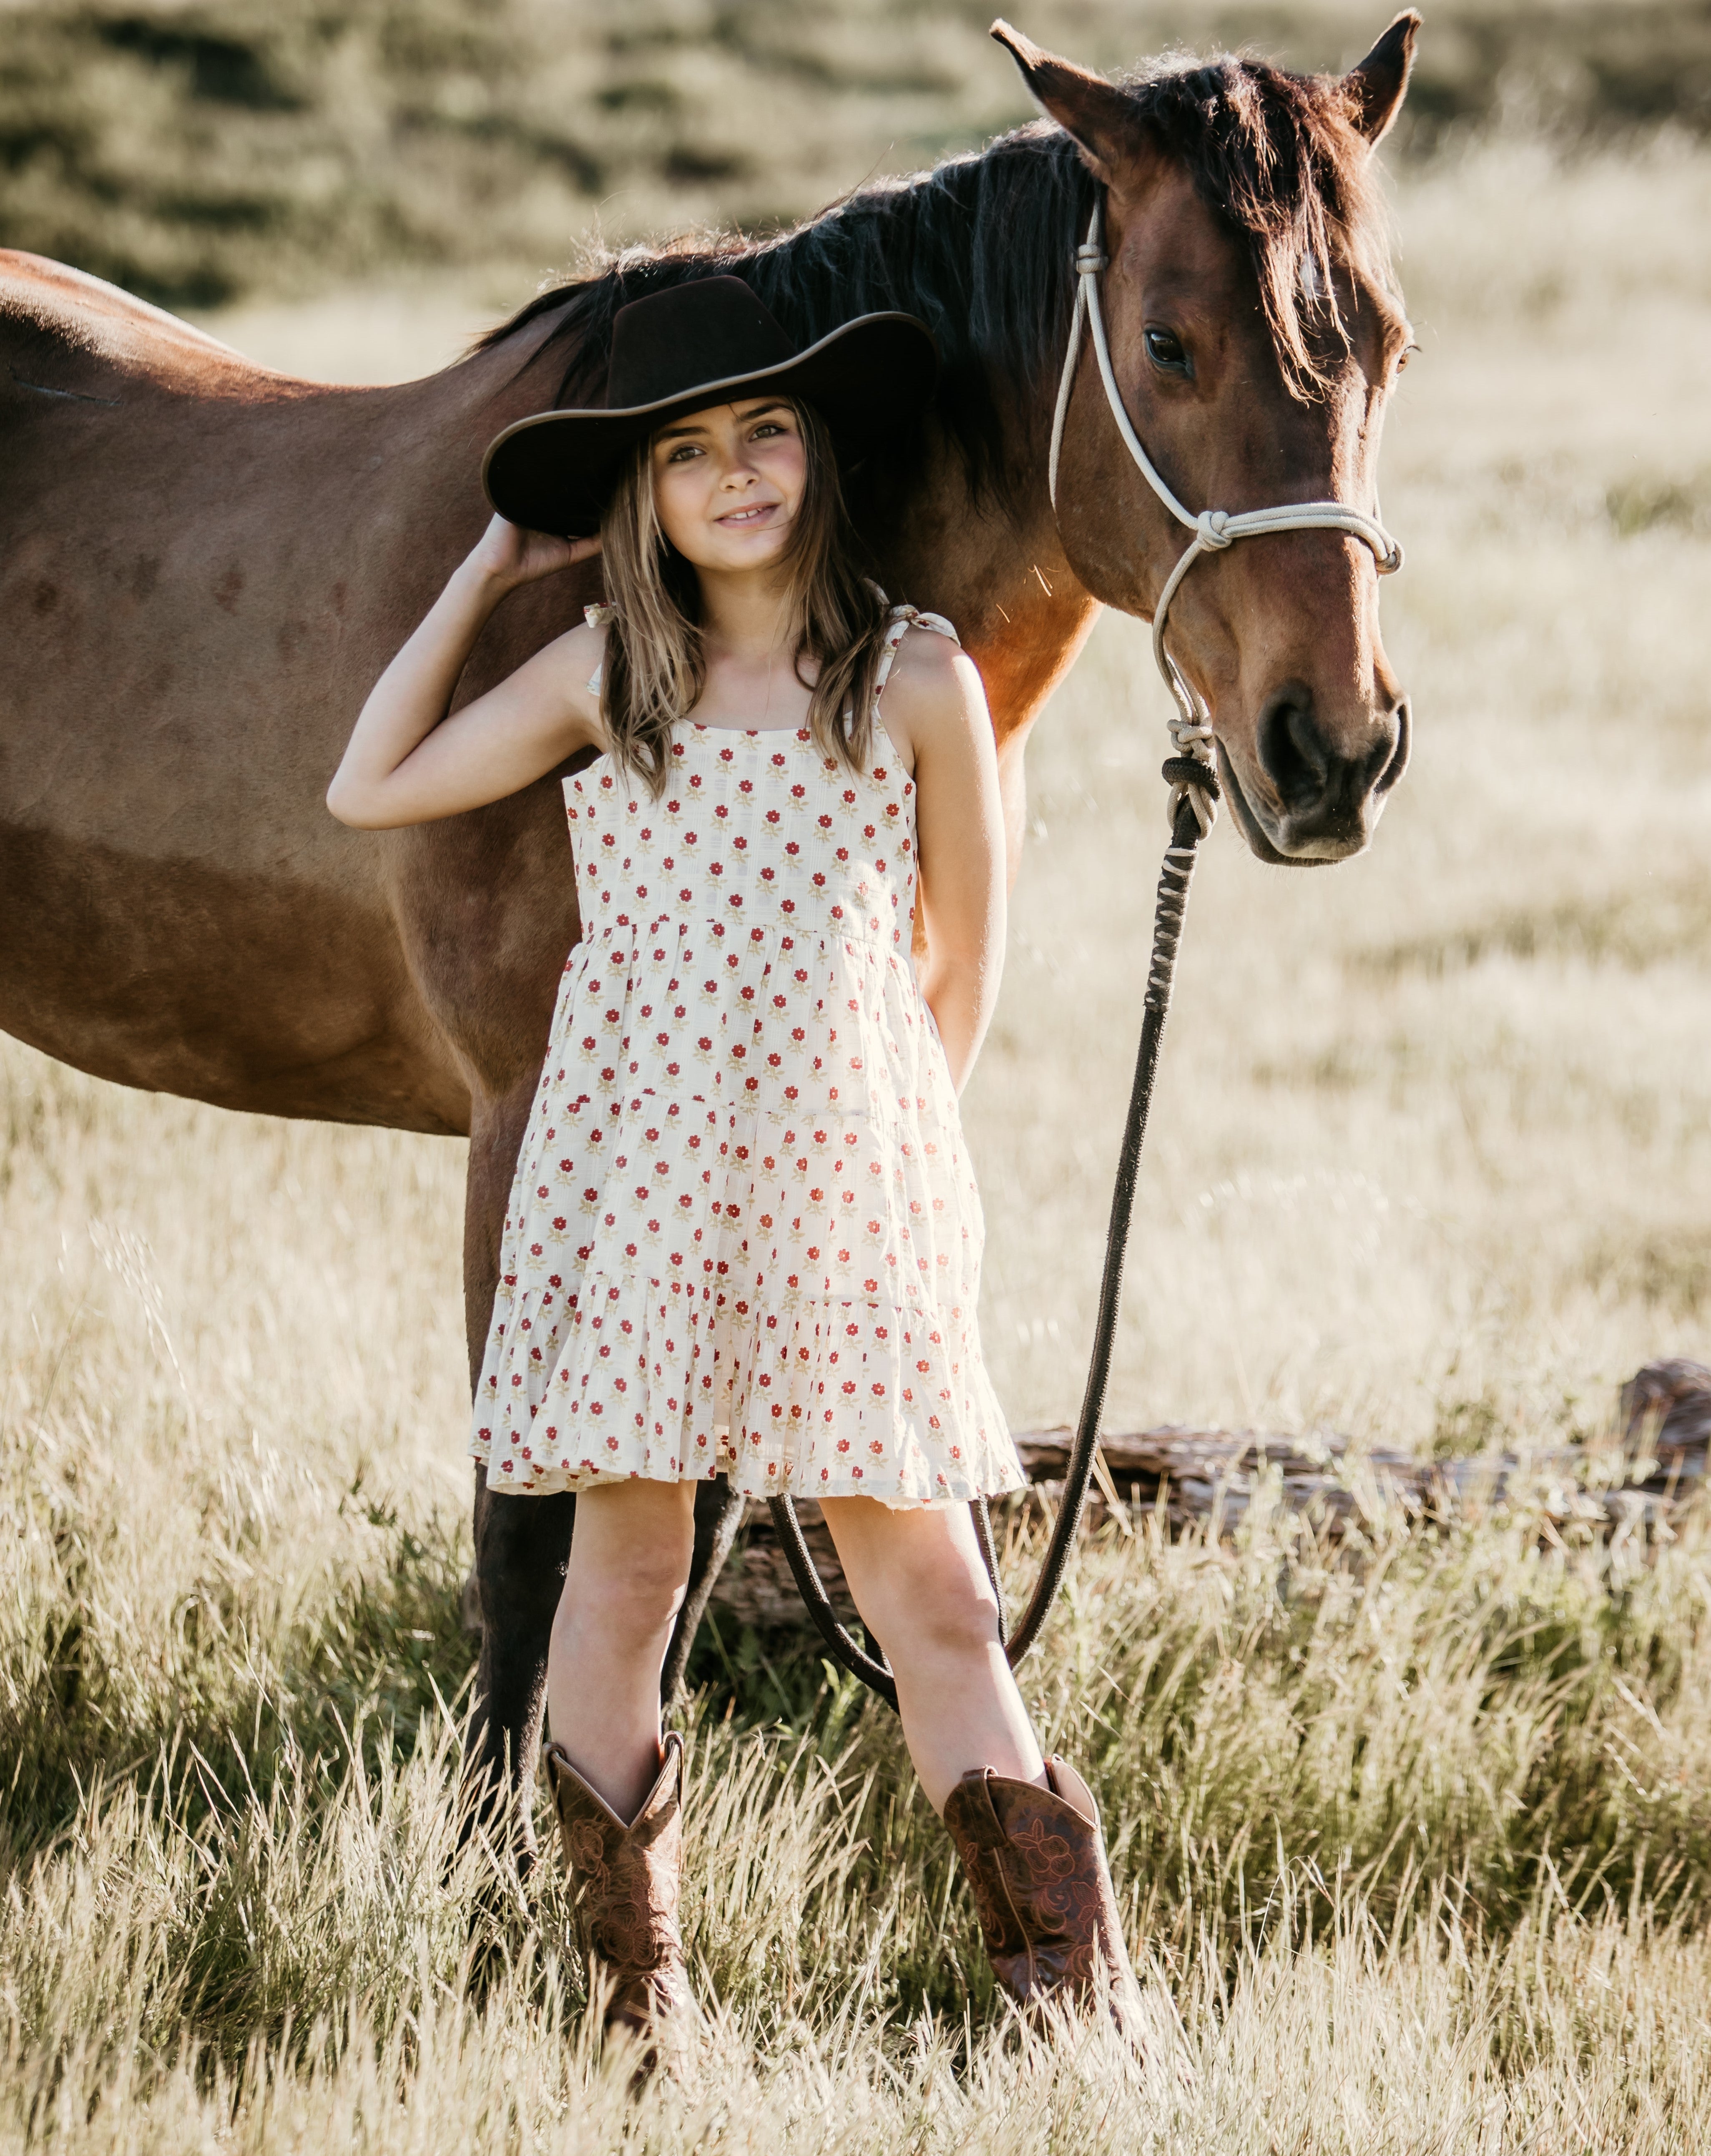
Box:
[1048,198,1404,835]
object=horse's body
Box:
[0,18,1418,1833]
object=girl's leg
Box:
[818,1496,1045,1811]
[822,1494,1138,2024]
[547,1477,698,1821]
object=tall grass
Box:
[4,117,1711,2151]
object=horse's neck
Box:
[872,408,1099,746]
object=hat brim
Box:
[481,310,938,537]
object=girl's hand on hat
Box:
[470,511,602,591]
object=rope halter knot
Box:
[1046,195,1404,833]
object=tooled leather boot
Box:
[544,1732,694,2053]
[944,1754,1140,2027]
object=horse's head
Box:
[996,15,1419,863]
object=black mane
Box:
[480,123,1092,502]
[477,52,1385,498]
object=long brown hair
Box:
[595,399,890,796]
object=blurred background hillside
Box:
[4,0,1711,312]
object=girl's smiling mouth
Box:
[717,501,779,526]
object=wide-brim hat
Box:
[482,276,938,537]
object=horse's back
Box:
[0,250,283,404]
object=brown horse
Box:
[0,17,1418,1837]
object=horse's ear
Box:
[1342,10,1421,146]
[990,19,1140,186]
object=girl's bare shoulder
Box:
[880,620,987,753]
[551,615,611,693]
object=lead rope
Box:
[771,190,1402,1707]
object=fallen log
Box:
[705,1362,1711,1632]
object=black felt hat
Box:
[481,277,938,537]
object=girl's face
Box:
[648,399,807,575]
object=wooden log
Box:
[705,1365,1711,1631]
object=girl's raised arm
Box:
[883,635,1008,1094]
[326,516,605,830]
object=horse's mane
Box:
[477,50,1384,497]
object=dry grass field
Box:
[5,64,1711,2156]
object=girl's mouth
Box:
[717,503,778,527]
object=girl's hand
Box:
[469,512,603,591]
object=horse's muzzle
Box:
[1224,685,1410,863]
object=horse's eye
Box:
[1145,326,1188,372]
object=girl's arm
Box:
[883,638,1008,1092]
[326,516,605,829]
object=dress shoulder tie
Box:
[873,595,960,704]
[583,601,617,695]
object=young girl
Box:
[329,277,1135,2043]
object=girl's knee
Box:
[560,1483,696,1632]
[877,1557,1000,1665]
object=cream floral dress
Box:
[472,606,1023,1509]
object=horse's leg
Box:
[661,1476,748,1702]
[461,1080,573,1859]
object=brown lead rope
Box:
[769,759,1219,1709]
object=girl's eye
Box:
[667,443,703,463]
[750,422,785,440]
[1145,326,1188,373]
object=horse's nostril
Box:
[1256,687,1330,815]
[1374,698,1411,795]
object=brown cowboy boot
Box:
[543,1732,694,2051]
[944,1754,1140,2027]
